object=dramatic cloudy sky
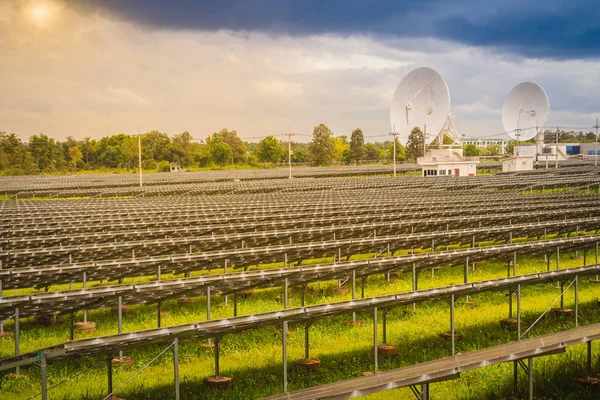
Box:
[1,0,599,143]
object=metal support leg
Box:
[587,341,592,377]
[15,307,19,375]
[83,272,87,323]
[214,337,221,378]
[304,322,310,360]
[509,289,513,320]
[284,278,288,309]
[556,246,560,270]
[513,251,517,276]
[528,357,533,400]
[517,284,521,340]
[352,270,356,322]
[282,321,288,392]
[373,307,378,374]
[422,383,429,400]
[464,257,469,303]
[513,360,518,399]
[173,338,180,400]
[207,286,211,321]
[157,300,162,328]
[361,276,366,298]
[118,296,123,359]
[560,281,565,309]
[41,352,47,400]
[234,293,238,317]
[412,263,418,311]
[450,295,455,356]
[575,276,579,327]
[70,312,75,341]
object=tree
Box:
[349,128,365,165]
[364,143,383,161]
[121,136,138,172]
[256,135,284,163]
[309,123,335,166]
[212,129,246,164]
[387,138,405,162]
[68,146,83,170]
[405,127,426,162]
[207,136,232,166]
[332,135,349,163]
[463,143,480,157]
[486,143,501,156]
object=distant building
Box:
[417,148,480,177]
[502,155,534,172]
[462,138,508,154]
[170,162,181,172]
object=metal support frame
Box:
[412,263,418,311]
[118,296,123,359]
[83,272,87,323]
[304,321,312,360]
[464,257,469,303]
[234,292,238,317]
[70,312,75,341]
[40,351,47,400]
[361,276,366,298]
[450,295,456,356]
[514,358,534,400]
[157,300,163,328]
[284,278,288,309]
[409,383,429,400]
[587,341,592,377]
[373,307,378,374]
[575,276,579,327]
[214,336,221,378]
[282,321,288,392]
[15,307,19,375]
[173,338,180,400]
[352,270,356,322]
[556,246,560,270]
[517,284,522,339]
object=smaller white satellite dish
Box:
[502,82,549,141]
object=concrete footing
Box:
[440,332,463,341]
[552,308,573,316]
[500,319,518,329]
[294,358,321,371]
[204,376,233,390]
[376,344,398,357]
[74,321,96,332]
[112,356,134,367]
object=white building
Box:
[417,148,480,177]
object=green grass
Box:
[1,247,599,399]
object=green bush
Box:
[157,160,170,172]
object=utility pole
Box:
[284,132,295,179]
[594,118,599,167]
[138,125,143,187]
[555,126,559,169]
[390,126,399,177]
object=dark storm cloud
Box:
[75,0,600,59]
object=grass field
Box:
[1,242,599,399]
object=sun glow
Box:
[27,2,54,27]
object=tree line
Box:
[0,124,410,175]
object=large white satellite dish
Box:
[390,67,460,146]
[502,82,550,141]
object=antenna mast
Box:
[390,126,399,177]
